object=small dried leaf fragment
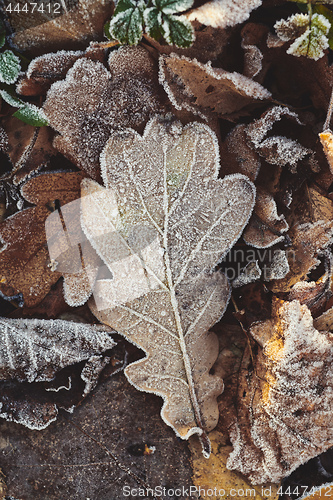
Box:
[0,317,115,384]
[243,189,289,249]
[227,299,333,483]
[270,187,333,292]
[159,53,271,119]
[186,0,262,29]
[44,46,163,180]
[246,106,317,172]
[0,172,83,307]
[80,117,255,453]
[319,129,333,174]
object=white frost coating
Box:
[81,355,110,396]
[26,50,84,79]
[258,136,310,170]
[263,249,289,281]
[186,0,262,29]
[0,405,58,430]
[228,300,333,483]
[0,317,115,383]
[44,47,161,179]
[45,376,72,392]
[246,106,302,148]
[82,116,255,456]
[159,53,271,119]
[232,261,261,288]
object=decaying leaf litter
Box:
[2,0,333,498]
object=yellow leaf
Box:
[189,430,280,499]
[319,130,333,174]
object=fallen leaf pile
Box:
[2,0,333,498]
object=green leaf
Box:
[314,5,333,49]
[0,18,5,49]
[152,0,194,15]
[0,89,24,108]
[144,8,164,40]
[162,15,194,47]
[13,105,48,127]
[0,50,21,84]
[0,89,48,127]
[109,0,146,45]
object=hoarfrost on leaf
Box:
[43,46,162,180]
[109,0,146,45]
[275,13,331,61]
[227,299,333,483]
[0,317,115,383]
[77,116,255,456]
[186,0,262,29]
[159,53,271,119]
[0,50,21,84]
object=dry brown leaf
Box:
[243,189,289,249]
[11,0,113,56]
[0,317,115,384]
[159,53,271,119]
[227,299,333,484]
[222,124,261,181]
[74,116,256,455]
[189,430,280,500]
[43,46,163,181]
[0,172,83,307]
[16,46,107,97]
[16,49,85,96]
[246,106,318,173]
[270,187,333,293]
[1,116,57,185]
[186,0,262,29]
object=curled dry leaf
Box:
[222,124,261,181]
[1,116,57,185]
[227,299,333,484]
[16,46,107,97]
[74,117,256,455]
[0,317,116,430]
[0,171,83,307]
[186,0,262,29]
[246,106,318,173]
[243,189,289,249]
[16,49,85,96]
[0,317,115,384]
[159,53,271,120]
[11,0,113,56]
[270,187,333,293]
[44,46,163,180]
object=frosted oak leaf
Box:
[80,117,256,456]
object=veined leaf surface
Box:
[81,117,256,456]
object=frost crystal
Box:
[227,300,333,483]
[75,116,256,456]
[0,50,21,85]
[0,317,115,383]
[159,53,271,119]
[43,46,162,179]
[275,13,331,61]
[186,0,262,29]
